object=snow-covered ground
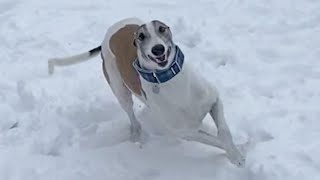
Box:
[1,0,320,179]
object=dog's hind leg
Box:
[210,97,245,167]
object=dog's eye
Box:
[159,26,167,33]
[138,33,145,41]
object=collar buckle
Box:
[153,72,161,84]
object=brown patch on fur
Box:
[109,24,143,96]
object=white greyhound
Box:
[48,18,245,167]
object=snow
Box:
[1,0,320,179]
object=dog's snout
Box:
[151,44,165,56]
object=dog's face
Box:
[134,20,176,71]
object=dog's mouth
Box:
[148,47,171,67]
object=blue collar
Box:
[133,46,184,84]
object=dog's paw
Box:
[226,147,246,168]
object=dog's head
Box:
[133,20,176,71]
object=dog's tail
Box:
[48,46,102,75]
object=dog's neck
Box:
[133,45,184,84]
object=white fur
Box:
[48,18,245,167]
[142,62,216,133]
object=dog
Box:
[48,18,245,167]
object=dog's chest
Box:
[141,65,217,132]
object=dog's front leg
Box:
[210,97,245,167]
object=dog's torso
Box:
[140,62,218,134]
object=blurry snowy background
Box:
[0,0,320,179]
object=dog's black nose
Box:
[151,44,165,56]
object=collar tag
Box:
[152,84,160,94]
